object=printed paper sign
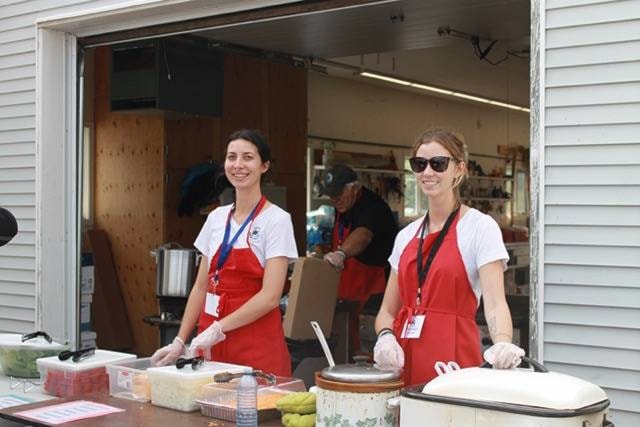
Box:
[14,400,124,425]
[0,394,33,409]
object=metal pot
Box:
[310,321,403,427]
[151,243,200,297]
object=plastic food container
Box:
[106,357,152,402]
[147,361,249,412]
[37,350,136,397]
[196,376,306,422]
[0,333,71,378]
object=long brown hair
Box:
[412,128,469,205]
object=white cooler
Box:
[400,358,612,427]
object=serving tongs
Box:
[213,369,276,385]
[176,356,204,370]
[58,347,96,363]
[21,331,52,344]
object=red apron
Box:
[332,215,386,302]
[394,211,482,385]
[197,198,291,376]
[332,215,386,354]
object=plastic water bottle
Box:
[236,369,258,427]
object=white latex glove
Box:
[150,336,185,367]
[483,342,525,369]
[188,321,226,358]
[324,250,346,270]
[373,333,404,370]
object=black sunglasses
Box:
[408,156,453,173]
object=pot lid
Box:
[147,361,249,379]
[320,356,401,384]
[0,333,66,350]
[37,350,136,371]
[420,365,608,410]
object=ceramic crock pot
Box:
[315,356,403,427]
[400,357,612,427]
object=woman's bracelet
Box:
[377,328,394,339]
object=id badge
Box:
[401,314,425,339]
[205,292,221,317]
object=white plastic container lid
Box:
[37,349,136,372]
[421,366,608,410]
[147,361,249,380]
[0,334,67,350]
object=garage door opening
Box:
[75,0,532,371]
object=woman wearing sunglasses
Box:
[373,128,524,385]
[150,129,298,376]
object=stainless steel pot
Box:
[151,243,200,297]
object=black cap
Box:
[0,207,18,247]
[321,164,358,197]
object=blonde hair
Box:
[412,128,469,203]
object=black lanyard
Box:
[416,207,460,305]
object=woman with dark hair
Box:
[151,129,298,375]
[373,128,524,385]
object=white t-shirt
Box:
[194,203,299,268]
[389,208,509,304]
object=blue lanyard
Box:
[214,196,265,282]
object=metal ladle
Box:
[310,321,335,368]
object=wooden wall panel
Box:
[267,61,307,176]
[221,53,269,149]
[267,61,307,254]
[220,52,307,253]
[165,118,221,247]
[93,46,162,356]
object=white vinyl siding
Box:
[0,0,127,333]
[544,1,640,425]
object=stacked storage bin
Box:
[80,253,97,349]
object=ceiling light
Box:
[410,83,454,95]
[360,72,411,86]
[359,71,528,113]
[452,92,491,103]
[489,100,529,112]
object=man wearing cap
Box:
[321,164,398,356]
